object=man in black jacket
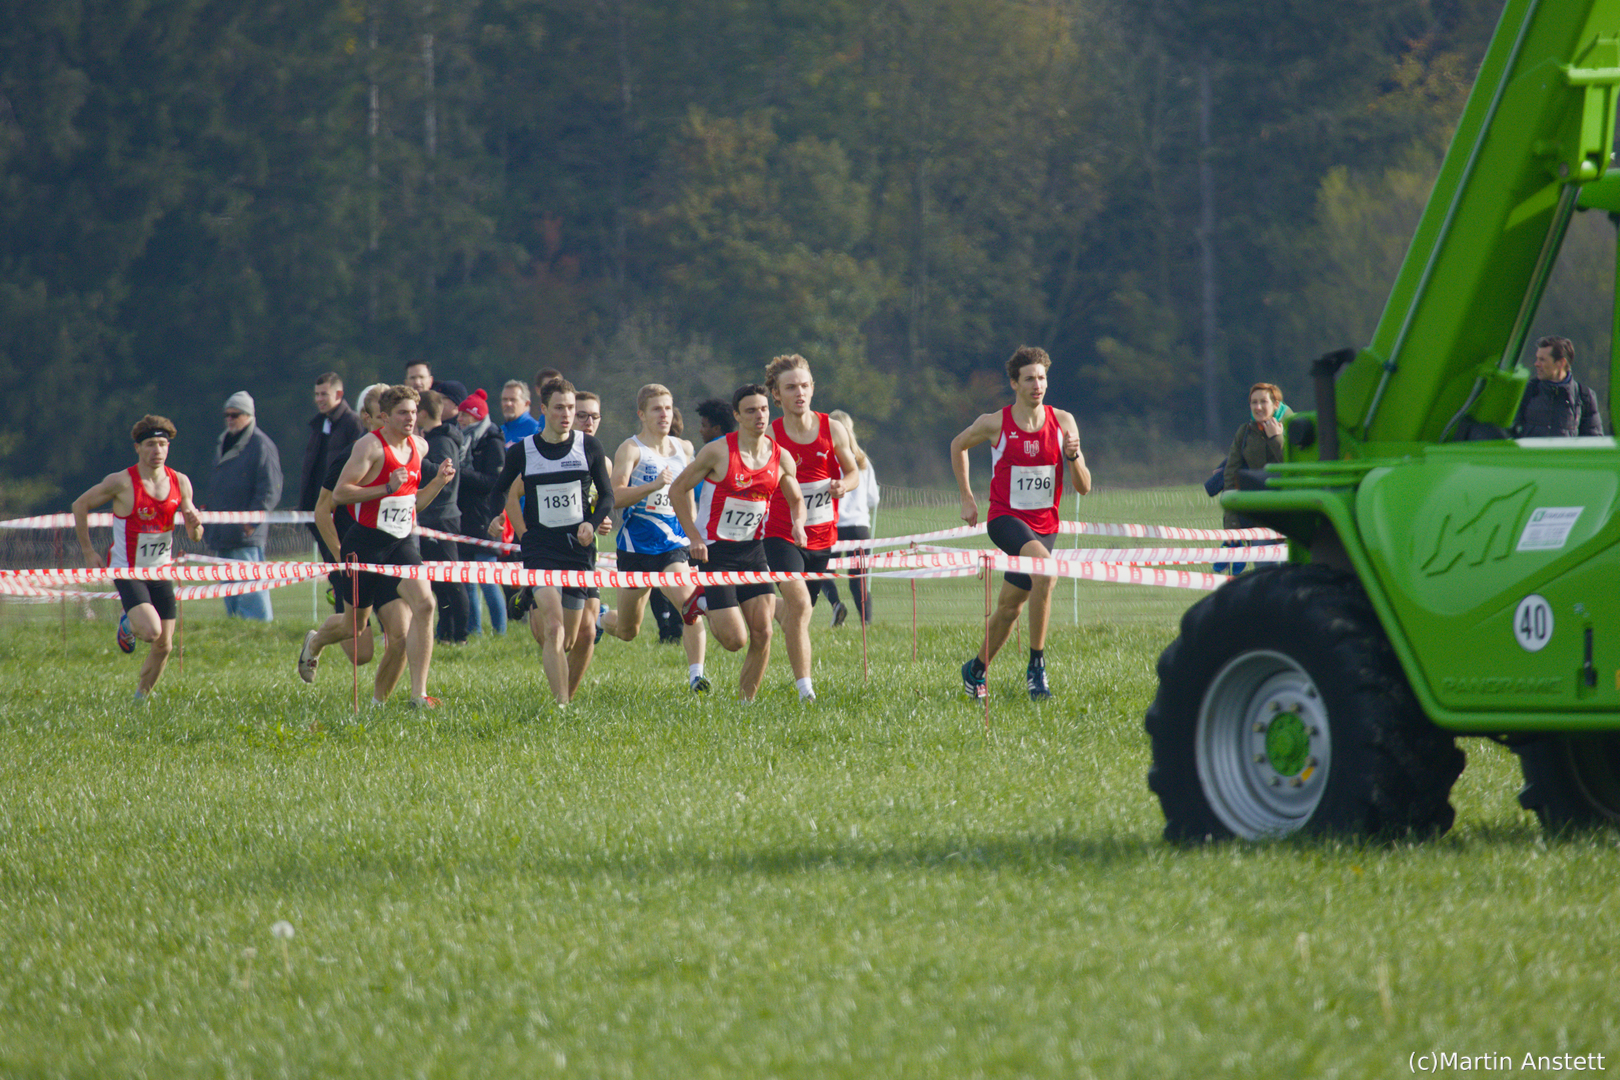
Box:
[454,388,508,635]
[1515,336,1604,438]
[418,390,470,643]
[299,373,367,556]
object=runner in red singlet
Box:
[327,385,456,708]
[669,383,806,703]
[761,354,860,703]
[72,415,204,703]
[950,346,1091,701]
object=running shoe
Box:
[690,674,712,693]
[681,586,707,625]
[831,600,849,628]
[296,630,319,684]
[1026,664,1052,701]
[405,695,441,710]
[117,614,136,654]
[961,658,987,701]
[799,687,817,704]
[508,587,534,622]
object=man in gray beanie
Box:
[206,391,284,621]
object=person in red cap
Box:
[455,389,509,634]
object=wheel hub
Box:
[1196,650,1333,838]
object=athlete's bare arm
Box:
[71,471,133,565]
[331,438,386,506]
[1054,409,1092,496]
[949,412,1003,527]
[669,439,728,563]
[826,418,859,499]
[175,473,204,541]
[778,448,808,548]
[610,439,669,508]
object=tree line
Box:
[8,0,1609,516]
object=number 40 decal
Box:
[1513,594,1554,653]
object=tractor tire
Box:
[1145,564,1465,841]
[1514,735,1620,831]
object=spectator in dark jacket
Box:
[418,391,470,643]
[1222,383,1291,530]
[206,390,284,621]
[455,389,508,635]
[298,373,366,551]
[1514,335,1603,438]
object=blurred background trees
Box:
[7,0,1602,512]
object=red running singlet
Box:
[695,433,781,544]
[987,405,1064,534]
[109,466,182,569]
[351,431,422,538]
[765,413,840,549]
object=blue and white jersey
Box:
[616,436,691,554]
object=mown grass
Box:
[1,612,1616,1079]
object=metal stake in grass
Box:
[272,920,295,978]
[240,946,257,990]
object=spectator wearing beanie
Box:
[206,390,284,621]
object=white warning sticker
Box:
[1517,507,1583,552]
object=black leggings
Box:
[420,533,469,642]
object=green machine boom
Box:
[1144,0,1620,838]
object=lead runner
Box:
[71,415,205,703]
[669,383,806,704]
[950,346,1091,701]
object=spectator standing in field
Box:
[1216,382,1291,575]
[417,391,469,644]
[455,389,508,635]
[206,391,283,622]
[72,415,205,703]
[951,346,1091,702]
[404,361,468,411]
[829,409,879,624]
[1513,335,1603,437]
[501,380,540,446]
[299,373,366,563]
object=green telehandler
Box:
[1145,0,1620,838]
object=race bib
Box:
[716,496,767,541]
[801,478,836,527]
[534,481,584,528]
[643,487,674,514]
[134,533,172,567]
[376,492,415,538]
[1009,464,1056,511]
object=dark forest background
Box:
[3,0,1614,513]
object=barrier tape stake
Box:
[56,528,66,654]
[909,543,918,664]
[176,596,184,676]
[349,553,360,716]
[858,562,869,683]
[981,552,991,733]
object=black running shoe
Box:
[962,659,987,700]
[1026,664,1052,701]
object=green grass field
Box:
[2,609,1617,1079]
[2,486,1616,1077]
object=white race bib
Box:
[134,533,172,568]
[1009,464,1055,511]
[644,487,673,514]
[716,496,767,541]
[376,493,415,538]
[534,481,583,528]
[801,478,836,526]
